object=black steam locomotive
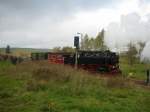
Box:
[31,50,120,73]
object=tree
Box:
[88,38,95,50]
[81,34,90,50]
[6,45,11,54]
[80,29,108,51]
[80,36,84,50]
[62,46,75,52]
[52,47,61,52]
[95,29,107,50]
[127,42,138,65]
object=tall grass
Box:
[0,61,150,112]
[0,61,13,71]
[119,56,150,79]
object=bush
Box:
[102,77,126,88]
[26,79,38,91]
[26,78,50,91]
[0,90,12,99]
[32,67,53,82]
[31,64,75,83]
[40,100,61,112]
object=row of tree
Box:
[52,28,146,65]
[80,29,107,50]
[126,41,146,65]
[52,29,108,52]
[52,46,75,52]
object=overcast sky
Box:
[0,0,150,50]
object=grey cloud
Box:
[0,0,120,22]
[0,0,120,48]
[0,0,117,10]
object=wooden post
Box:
[75,48,77,69]
[146,69,150,85]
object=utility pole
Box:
[74,36,79,69]
[77,32,83,50]
[75,47,78,69]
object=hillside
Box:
[0,48,52,57]
[0,61,150,112]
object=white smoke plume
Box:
[105,12,150,60]
[141,42,150,62]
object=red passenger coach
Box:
[48,53,64,64]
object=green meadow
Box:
[0,59,150,112]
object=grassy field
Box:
[119,56,150,79]
[0,60,150,112]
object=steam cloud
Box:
[105,12,150,60]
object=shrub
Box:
[40,100,61,112]
[0,90,12,99]
[26,78,49,91]
[102,77,126,88]
[26,79,38,91]
[32,67,53,82]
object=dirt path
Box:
[128,78,150,89]
[93,72,150,89]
